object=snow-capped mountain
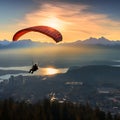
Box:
[7,39,38,48]
[0,40,11,46]
[62,37,120,46]
[0,39,54,49]
[82,37,111,45]
[81,37,120,45]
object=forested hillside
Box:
[0,98,119,120]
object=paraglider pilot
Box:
[29,64,38,74]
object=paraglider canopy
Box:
[12,26,63,43]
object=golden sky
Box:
[1,1,120,42]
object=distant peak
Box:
[98,37,109,41]
[88,37,97,40]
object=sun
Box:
[47,18,60,28]
[40,16,64,30]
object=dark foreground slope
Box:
[0,98,119,120]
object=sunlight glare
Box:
[45,67,59,75]
[39,16,64,30]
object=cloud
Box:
[14,2,120,42]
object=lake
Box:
[0,66,68,80]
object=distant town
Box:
[0,65,120,115]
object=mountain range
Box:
[61,37,120,47]
[1,37,120,49]
[0,39,54,49]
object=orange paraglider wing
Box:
[13,26,62,43]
